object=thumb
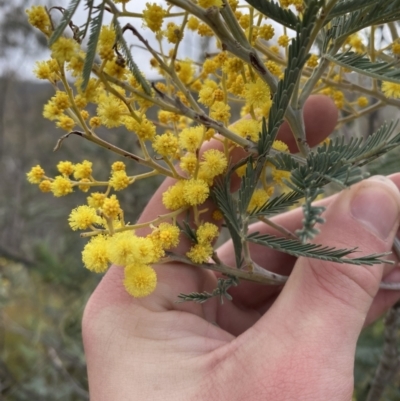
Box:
[242,177,400,380]
[279,176,400,339]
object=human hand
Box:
[83,96,400,401]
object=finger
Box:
[219,173,400,315]
[278,95,338,152]
[240,176,400,372]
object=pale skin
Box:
[83,96,400,400]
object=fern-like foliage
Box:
[325,52,400,85]
[81,2,105,91]
[247,233,390,265]
[113,20,152,96]
[49,0,81,46]
[271,122,399,193]
[177,214,198,244]
[326,0,380,21]
[213,175,243,268]
[243,0,299,30]
[258,0,322,155]
[79,0,95,40]
[238,158,264,216]
[328,0,400,42]
[320,121,399,165]
[250,190,304,217]
[177,276,238,304]
[295,188,326,243]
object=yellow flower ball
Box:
[82,235,110,273]
[123,264,157,298]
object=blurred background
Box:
[0,0,400,399]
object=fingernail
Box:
[351,178,400,240]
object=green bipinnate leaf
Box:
[325,52,400,85]
[49,0,81,46]
[81,2,105,91]
[243,0,299,30]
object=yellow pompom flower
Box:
[197,23,214,37]
[123,264,157,298]
[177,59,195,85]
[278,34,290,47]
[101,195,121,219]
[51,176,73,197]
[78,178,91,192]
[87,192,106,208]
[43,100,63,121]
[74,160,93,180]
[33,61,53,80]
[187,16,200,31]
[239,14,250,29]
[245,79,271,109]
[259,24,275,40]
[56,115,76,131]
[162,180,187,210]
[212,209,223,221]
[247,188,274,212]
[382,82,400,98]
[68,54,85,76]
[80,110,89,120]
[202,59,218,76]
[111,161,126,172]
[108,231,157,265]
[179,126,203,152]
[392,42,400,56]
[26,6,51,35]
[143,2,166,32]
[265,61,282,76]
[104,59,126,80]
[27,165,45,184]
[151,223,181,249]
[198,79,218,107]
[97,94,126,128]
[272,140,289,153]
[51,37,79,64]
[57,161,75,176]
[307,54,319,68]
[196,222,219,244]
[53,91,71,110]
[89,116,102,128]
[357,96,368,107]
[152,132,179,157]
[39,180,52,192]
[110,170,130,191]
[74,94,88,109]
[99,25,116,50]
[180,153,198,176]
[82,235,110,273]
[125,117,156,141]
[198,0,223,8]
[210,101,231,122]
[69,205,101,230]
[187,243,213,264]
[199,149,227,180]
[107,231,137,266]
[183,179,210,206]
[231,119,261,143]
[272,169,292,186]
[165,22,183,44]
